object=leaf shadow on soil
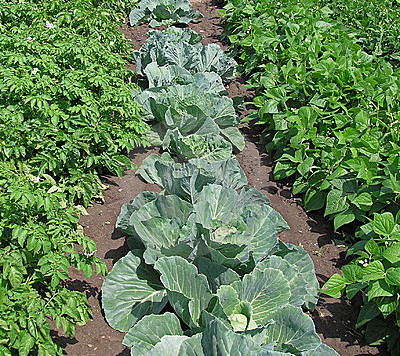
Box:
[104,237,130,266]
[310,298,373,351]
[50,331,78,351]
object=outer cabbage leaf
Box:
[271,242,320,310]
[173,134,233,162]
[128,194,192,262]
[145,62,193,87]
[135,152,175,187]
[198,44,237,82]
[133,87,168,122]
[200,317,269,356]
[220,126,245,151]
[256,255,308,307]
[116,191,160,236]
[149,335,191,356]
[236,187,271,208]
[189,158,247,191]
[102,250,167,332]
[239,204,288,262]
[123,313,183,356]
[178,334,204,356]
[263,305,322,354]
[130,194,191,224]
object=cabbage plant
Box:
[136,153,248,201]
[131,28,240,161]
[130,0,203,27]
[133,84,244,160]
[102,155,337,355]
[133,28,237,82]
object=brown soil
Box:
[55,1,387,355]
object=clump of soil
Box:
[55,2,387,355]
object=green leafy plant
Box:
[323,212,400,355]
[133,27,237,83]
[0,0,148,354]
[219,0,400,353]
[316,0,400,65]
[102,154,338,355]
[220,0,400,228]
[144,62,228,95]
[133,84,244,160]
[130,0,203,27]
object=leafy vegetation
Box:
[0,0,148,354]
[144,62,228,94]
[133,84,244,160]
[316,0,400,65]
[100,2,337,354]
[323,211,400,353]
[220,0,400,353]
[132,27,243,161]
[133,28,237,83]
[129,0,203,27]
[103,154,338,355]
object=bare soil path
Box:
[54,1,387,355]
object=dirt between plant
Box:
[54,1,388,355]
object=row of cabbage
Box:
[131,27,244,161]
[0,1,147,355]
[219,0,400,354]
[101,1,339,355]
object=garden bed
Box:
[54,1,387,355]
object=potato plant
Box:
[0,0,148,354]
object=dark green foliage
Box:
[323,212,400,355]
[0,0,148,354]
[220,0,400,353]
[316,0,400,65]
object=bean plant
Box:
[316,0,400,65]
[220,0,400,354]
